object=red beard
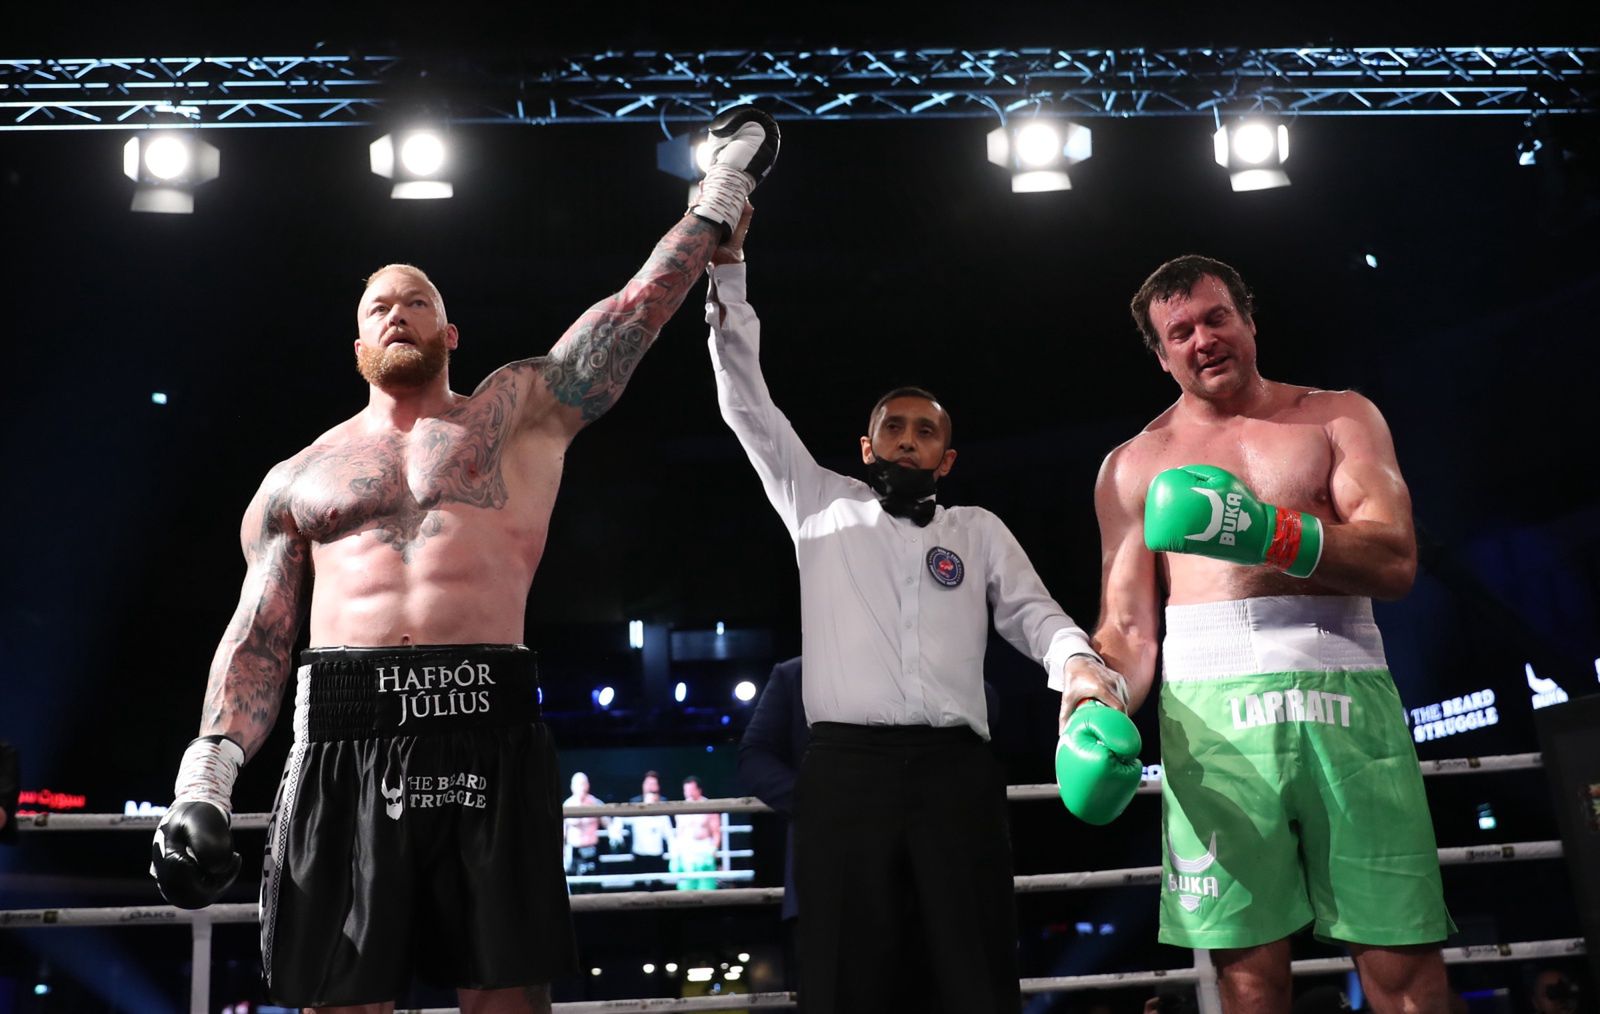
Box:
[355,329,449,389]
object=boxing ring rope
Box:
[5,752,1580,1014]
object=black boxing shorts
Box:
[259,644,576,1007]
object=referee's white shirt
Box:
[706,263,1093,741]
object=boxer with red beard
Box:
[149,107,780,1013]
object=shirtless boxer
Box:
[1091,255,1454,1014]
[564,772,609,889]
[148,108,779,1013]
[670,775,721,891]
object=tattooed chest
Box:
[287,428,510,549]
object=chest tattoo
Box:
[289,377,519,560]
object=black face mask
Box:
[864,456,939,526]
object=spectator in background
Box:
[1530,967,1583,1014]
[0,741,18,845]
[672,776,721,891]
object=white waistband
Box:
[1162,596,1386,682]
[293,664,311,745]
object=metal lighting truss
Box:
[1,46,1594,131]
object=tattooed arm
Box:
[199,463,311,762]
[524,214,723,438]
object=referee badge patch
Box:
[926,546,964,587]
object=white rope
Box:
[1286,937,1587,975]
[14,751,1548,832]
[571,888,783,913]
[1015,867,1164,892]
[552,993,797,1012]
[3,837,1559,928]
[566,870,755,887]
[1438,840,1563,864]
[1021,967,1202,994]
[1020,938,1587,996]
[390,995,799,1014]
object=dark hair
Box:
[867,385,953,445]
[682,775,701,788]
[642,770,660,783]
[1129,255,1255,355]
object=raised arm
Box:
[530,214,723,438]
[706,206,844,539]
[1314,391,1417,599]
[1091,443,1162,713]
[200,464,312,761]
[525,107,780,441]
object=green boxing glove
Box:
[1055,702,1143,826]
[1143,464,1324,579]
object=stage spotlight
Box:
[1214,119,1290,192]
[674,681,688,703]
[733,681,757,703]
[656,129,714,181]
[628,620,644,650]
[123,132,220,214]
[986,117,1091,193]
[370,128,453,199]
[593,686,616,709]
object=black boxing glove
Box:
[690,105,780,238]
[150,735,244,909]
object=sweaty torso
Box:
[276,366,564,646]
[1125,383,1346,605]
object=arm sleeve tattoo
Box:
[200,468,311,761]
[540,215,721,426]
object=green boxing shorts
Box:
[1157,596,1455,949]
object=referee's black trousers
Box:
[796,721,1021,1014]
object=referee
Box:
[704,205,1126,1014]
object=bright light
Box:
[1364,254,1379,269]
[391,181,453,200]
[694,138,715,175]
[715,621,725,637]
[674,681,688,703]
[1232,122,1277,165]
[738,952,750,962]
[399,132,447,176]
[687,966,716,983]
[1011,170,1071,193]
[1014,122,1062,168]
[32,985,49,996]
[665,963,679,974]
[595,686,615,708]
[1477,804,1497,831]
[590,967,602,977]
[726,968,743,980]
[1228,169,1290,193]
[151,392,169,405]
[144,136,191,180]
[628,620,645,650]
[734,680,757,703]
[643,963,656,974]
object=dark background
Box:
[1,3,1597,1011]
